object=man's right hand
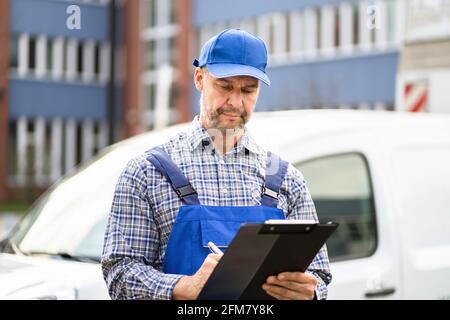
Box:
[172,253,222,300]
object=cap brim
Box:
[206,63,271,86]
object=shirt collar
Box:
[238,129,265,155]
[187,116,211,151]
[187,116,265,156]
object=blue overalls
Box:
[147,146,289,275]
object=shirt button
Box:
[222,188,228,194]
[219,159,225,165]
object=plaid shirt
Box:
[102,116,331,300]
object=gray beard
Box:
[199,94,247,137]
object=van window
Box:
[296,153,377,262]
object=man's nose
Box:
[226,90,244,109]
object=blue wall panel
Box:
[191,52,399,113]
[257,52,399,110]
[194,0,350,26]
[9,77,107,120]
[11,0,109,40]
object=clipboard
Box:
[197,221,338,300]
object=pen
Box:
[207,241,224,255]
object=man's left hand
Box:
[262,272,317,300]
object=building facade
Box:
[1,0,121,201]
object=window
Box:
[46,38,53,73]
[296,153,377,262]
[94,43,101,76]
[10,35,18,68]
[143,0,157,28]
[77,41,83,75]
[353,3,359,45]
[169,36,177,66]
[170,0,177,24]
[145,83,157,113]
[28,36,36,71]
[334,5,340,48]
[144,40,156,70]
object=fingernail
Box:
[278,274,284,280]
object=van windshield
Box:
[6,145,141,262]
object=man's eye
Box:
[218,84,232,91]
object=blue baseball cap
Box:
[193,29,271,85]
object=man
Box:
[102,29,331,300]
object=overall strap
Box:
[146,146,200,205]
[261,151,289,208]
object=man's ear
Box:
[194,67,204,91]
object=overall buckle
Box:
[175,184,197,198]
[262,185,278,200]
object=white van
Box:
[1,110,449,299]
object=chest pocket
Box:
[200,220,243,250]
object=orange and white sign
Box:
[404,81,428,112]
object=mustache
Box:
[216,106,247,118]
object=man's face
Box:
[195,67,260,133]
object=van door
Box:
[391,145,450,299]
[295,152,400,299]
